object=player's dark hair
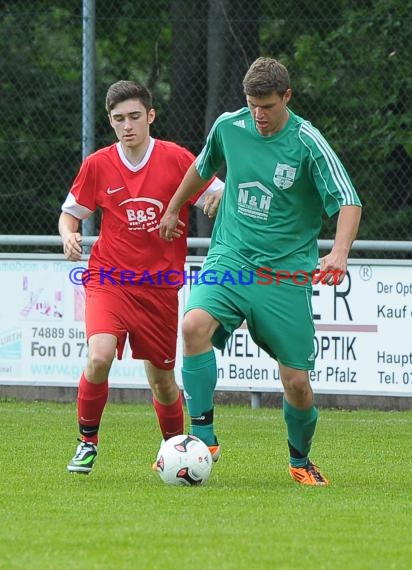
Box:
[243,57,290,97]
[105,80,153,113]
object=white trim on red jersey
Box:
[115,138,155,172]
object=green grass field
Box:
[1,400,411,570]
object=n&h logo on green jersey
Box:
[273,163,296,190]
[237,182,273,221]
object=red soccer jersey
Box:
[62,138,214,287]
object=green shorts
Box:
[185,256,316,370]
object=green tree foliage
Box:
[0,2,82,235]
[260,0,412,239]
[294,0,412,238]
[0,0,410,241]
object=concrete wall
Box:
[1,384,411,411]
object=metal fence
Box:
[1,0,411,244]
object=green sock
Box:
[283,397,318,468]
[182,350,217,446]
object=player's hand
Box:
[318,250,347,286]
[159,211,185,241]
[63,232,83,261]
[203,189,223,219]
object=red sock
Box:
[153,392,184,440]
[77,372,108,445]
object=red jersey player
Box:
[58,80,223,474]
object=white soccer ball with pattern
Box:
[155,434,213,486]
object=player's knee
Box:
[86,350,113,376]
[153,380,179,403]
[148,367,175,389]
[182,313,210,344]
[287,375,310,395]
[280,366,310,394]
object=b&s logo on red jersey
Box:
[119,197,164,233]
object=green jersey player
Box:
[159,57,362,485]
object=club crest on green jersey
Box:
[273,163,296,189]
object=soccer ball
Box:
[155,434,213,486]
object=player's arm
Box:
[193,177,224,219]
[319,205,362,285]
[58,212,83,261]
[160,162,215,241]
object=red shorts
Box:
[84,282,178,370]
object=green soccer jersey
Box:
[195,107,361,274]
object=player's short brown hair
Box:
[105,80,153,113]
[243,57,290,97]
